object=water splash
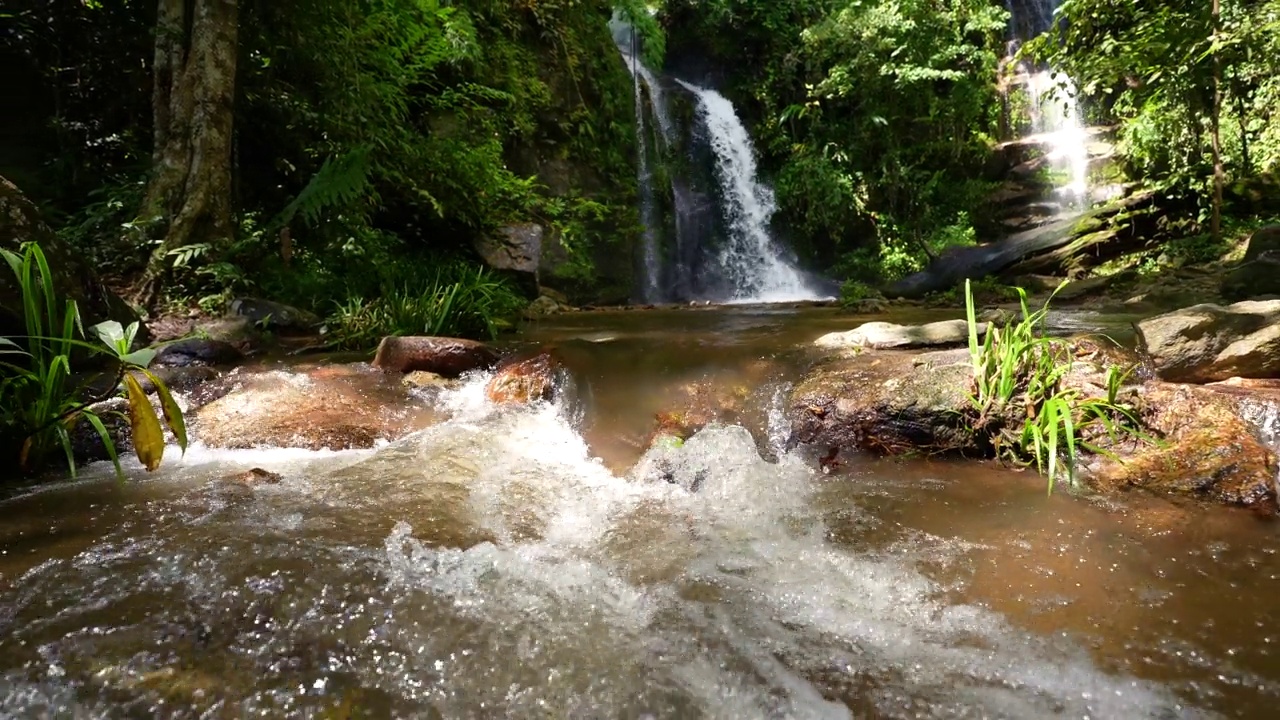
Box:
[676,81,825,303]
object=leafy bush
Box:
[964,279,1145,492]
[324,262,524,349]
[1,242,187,481]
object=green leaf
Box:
[91,320,127,355]
[120,348,158,368]
[84,411,125,481]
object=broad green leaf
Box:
[120,348,158,368]
[123,372,165,472]
[91,320,127,355]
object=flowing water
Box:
[2,306,1279,718]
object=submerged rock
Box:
[485,353,564,405]
[192,363,440,450]
[371,336,498,377]
[228,468,283,487]
[154,338,243,367]
[1136,300,1280,383]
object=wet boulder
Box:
[485,353,564,405]
[191,363,440,450]
[1221,225,1280,300]
[371,336,498,377]
[789,349,977,456]
[1085,382,1277,507]
[1135,300,1280,383]
[154,338,243,367]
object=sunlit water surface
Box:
[1,306,1276,718]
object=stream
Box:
[1,306,1278,718]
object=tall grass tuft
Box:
[323,261,525,349]
[964,279,1145,493]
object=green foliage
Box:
[663,0,1007,282]
[1028,0,1280,206]
[323,262,525,350]
[963,280,1145,493]
[0,242,186,482]
[838,280,875,306]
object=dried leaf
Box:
[123,372,165,471]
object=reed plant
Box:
[1,242,186,480]
[964,279,1144,493]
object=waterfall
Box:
[611,15,827,304]
[612,18,665,303]
[1006,0,1089,204]
[675,81,822,303]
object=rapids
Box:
[1,306,1277,718]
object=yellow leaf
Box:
[141,369,188,456]
[124,373,165,472]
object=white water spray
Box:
[677,81,824,303]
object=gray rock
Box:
[474,223,543,294]
[154,338,243,367]
[1135,300,1280,383]
[815,318,983,350]
[229,298,320,334]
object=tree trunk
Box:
[133,0,239,309]
[1210,0,1225,245]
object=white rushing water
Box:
[0,370,1203,718]
[677,80,825,303]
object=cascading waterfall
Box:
[611,15,825,304]
[1006,0,1089,205]
[676,80,822,303]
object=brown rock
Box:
[1086,382,1276,507]
[788,349,976,456]
[230,468,282,486]
[485,353,563,405]
[192,363,440,450]
[372,336,498,377]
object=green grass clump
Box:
[964,279,1145,493]
[324,262,524,349]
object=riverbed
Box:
[0,305,1276,718]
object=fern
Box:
[270,145,374,230]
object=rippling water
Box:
[0,306,1276,718]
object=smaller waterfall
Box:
[1006,0,1090,205]
[612,18,666,303]
[675,81,822,303]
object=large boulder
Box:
[473,223,542,296]
[1221,225,1280,300]
[371,336,498,377]
[191,364,440,450]
[1135,300,1280,383]
[229,298,320,334]
[1084,382,1276,507]
[154,338,243,367]
[788,349,976,456]
[0,174,140,339]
